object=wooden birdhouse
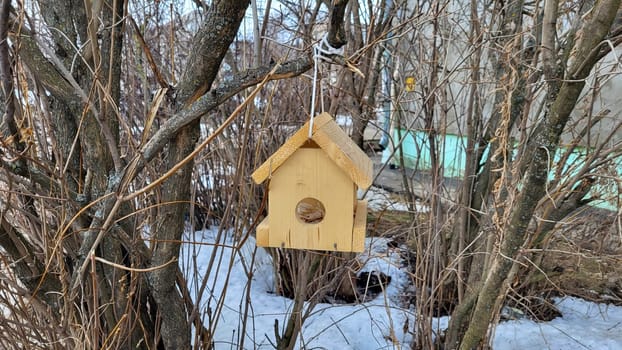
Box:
[251,113,373,252]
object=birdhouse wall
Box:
[268,148,356,251]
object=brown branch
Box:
[125,64,279,201]
[139,56,312,166]
[567,0,622,80]
[327,0,349,48]
[10,14,122,172]
[13,29,76,103]
[0,218,62,313]
[93,254,176,272]
[0,0,22,154]
[595,31,622,62]
[541,0,559,83]
[128,16,170,89]
[531,176,595,247]
[175,0,250,107]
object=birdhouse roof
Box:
[252,113,373,189]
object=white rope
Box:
[317,33,344,59]
[309,34,344,138]
[309,45,320,138]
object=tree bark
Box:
[445,0,527,346]
[457,0,622,347]
[0,0,356,348]
[148,1,250,348]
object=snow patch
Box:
[180,229,622,349]
[364,186,429,212]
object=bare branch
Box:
[0,0,23,155]
[541,0,559,83]
[12,20,123,172]
[175,0,251,106]
[128,16,170,89]
[567,0,622,79]
[327,0,349,48]
[140,56,312,166]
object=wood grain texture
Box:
[251,113,332,184]
[312,115,373,189]
[252,112,372,251]
[256,217,269,247]
[252,112,373,190]
[255,199,368,252]
[351,200,367,252]
[269,148,354,251]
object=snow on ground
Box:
[180,228,622,349]
[365,186,429,213]
[493,298,622,349]
[181,229,412,349]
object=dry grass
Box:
[529,207,622,305]
[366,199,622,326]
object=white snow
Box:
[364,186,429,213]
[492,297,622,350]
[181,229,413,349]
[180,228,622,349]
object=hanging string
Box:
[309,45,320,138]
[309,34,344,138]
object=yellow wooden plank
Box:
[312,116,373,189]
[251,113,333,184]
[268,148,354,251]
[256,216,270,247]
[352,183,357,210]
[252,112,373,190]
[351,200,367,252]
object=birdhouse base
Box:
[256,200,367,252]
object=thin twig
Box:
[93,254,177,272]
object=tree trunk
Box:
[148,1,250,348]
[454,0,621,347]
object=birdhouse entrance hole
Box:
[295,197,325,224]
